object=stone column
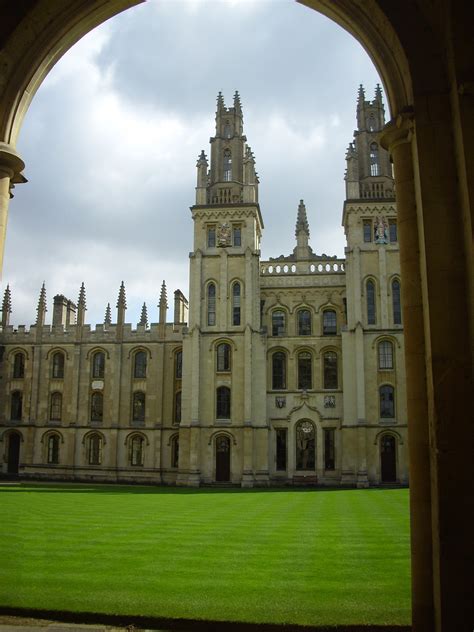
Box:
[381,112,433,631]
[0,143,26,276]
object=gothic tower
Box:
[179,92,267,487]
[341,85,406,487]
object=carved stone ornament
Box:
[374,216,388,244]
[217,222,232,247]
[324,395,336,408]
[275,396,286,409]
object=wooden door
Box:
[7,432,21,474]
[381,435,397,482]
[215,436,230,482]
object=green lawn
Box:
[0,483,411,627]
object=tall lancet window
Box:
[207,283,216,326]
[370,143,380,176]
[367,279,376,325]
[232,282,241,326]
[223,150,232,182]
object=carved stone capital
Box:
[0,142,26,184]
[378,108,415,153]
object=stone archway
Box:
[0,2,472,630]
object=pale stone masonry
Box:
[0,88,407,487]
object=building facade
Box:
[0,88,407,487]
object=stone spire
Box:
[1,284,11,328]
[216,91,225,112]
[233,90,242,112]
[36,282,47,327]
[294,200,312,260]
[104,302,112,326]
[116,281,127,326]
[158,280,168,325]
[139,302,148,328]
[77,282,86,326]
[375,83,383,104]
[295,199,310,237]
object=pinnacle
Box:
[139,302,148,327]
[78,282,87,309]
[104,303,112,325]
[159,280,168,309]
[116,281,127,309]
[295,199,310,237]
[2,284,11,313]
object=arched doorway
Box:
[7,432,21,474]
[295,420,316,471]
[215,435,230,482]
[380,434,396,483]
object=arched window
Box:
[13,352,25,378]
[175,350,183,379]
[224,121,232,138]
[171,434,179,469]
[132,392,145,422]
[323,351,338,389]
[52,352,65,378]
[216,343,231,372]
[174,391,181,425]
[90,392,103,422]
[50,392,62,421]
[11,391,22,421]
[366,280,376,325]
[370,142,380,176]
[298,352,312,390]
[88,434,103,465]
[232,282,241,326]
[134,351,147,378]
[92,351,105,378]
[323,310,337,335]
[47,434,60,464]
[272,310,286,336]
[129,435,144,466]
[392,279,402,325]
[272,352,286,390]
[380,385,395,418]
[216,386,231,419]
[207,283,216,326]
[295,421,315,470]
[378,340,394,369]
[223,149,232,181]
[297,309,311,335]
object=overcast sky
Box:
[2,0,384,327]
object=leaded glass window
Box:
[323,352,338,389]
[88,434,102,465]
[323,310,337,335]
[174,391,181,425]
[272,352,286,390]
[207,283,216,326]
[11,391,22,421]
[378,340,394,369]
[370,142,380,176]
[367,280,376,325]
[130,435,144,466]
[134,351,147,379]
[298,309,311,335]
[324,428,335,470]
[217,343,231,372]
[175,350,183,379]
[171,435,179,468]
[276,428,287,471]
[233,225,241,247]
[92,351,105,378]
[52,352,65,378]
[380,385,395,418]
[13,352,25,379]
[298,352,312,390]
[216,386,231,419]
[272,310,286,336]
[232,282,241,326]
[389,220,398,243]
[90,392,103,422]
[223,150,232,181]
[132,392,145,422]
[363,220,372,242]
[50,392,62,421]
[392,279,402,325]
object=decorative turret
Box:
[139,302,148,328]
[116,281,126,326]
[346,84,394,200]
[158,280,168,325]
[36,282,47,327]
[198,91,258,206]
[77,282,86,327]
[104,303,112,327]
[1,284,11,328]
[195,150,209,205]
